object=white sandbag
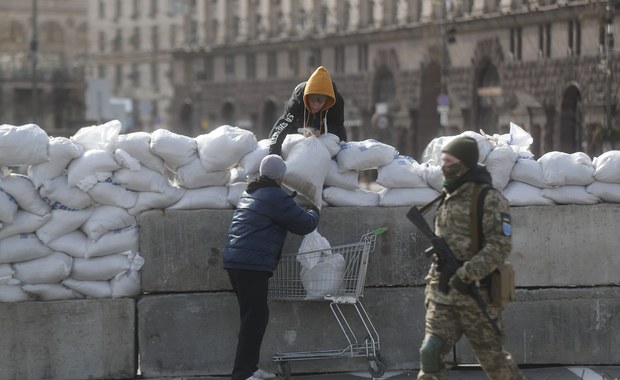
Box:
[483,146,518,191]
[422,132,494,164]
[81,206,136,241]
[70,119,121,152]
[116,131,166,174]
[0,123,50,166]
[336,139,398,172]
[0,174,50,216]
[39,175,94,210]
[0,285,33,302]
[85,225,139,258]
[324,160,359,191]
[71,252,134,281]
[0,263,15,285]
[376,155,427,188]
[36,207,93,245]
[128,186,185,216]
[62,278,113,298]
[46,230,88,258]
[167,186,230,210]
[227,182,248,207]
[87,178,138,209]
[238,139,270,175]
[67,149,121,191]
[0,210,51,240]
[421,162,444,192]
[593,150,620,183]
[281,134,305,159]
[539,151,595,187]
[297,230,332,271]
[317,133,342,157]
[114,148,141,171]
[27,136,83,188]
[481,122,533,154]
[502,181,555,206]
[150,128,198,170]
[510,157,549,188]
[379,187,441,207]
[229,167,246,184]
[586,181,620,203]
[112,166,170,193]
[322,187,380,207]
[283,136,331,208]
[0,189,19,224]
[0,233,53,264]
[22,283,83,301]
[13,251,72,284]
[174,158,231,189]
[542,185,600,205]
[110,269,142,298]
[196,125,257,172]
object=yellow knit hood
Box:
[303,66,336,112]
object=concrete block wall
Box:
[137,204,620,377]
[1,204,619,379]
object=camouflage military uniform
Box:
[417,178,525,380]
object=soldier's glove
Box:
[449,274,472,295]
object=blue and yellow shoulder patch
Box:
[500,213,512,236]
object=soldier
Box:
[417,136,525,380]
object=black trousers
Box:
[227,268,270,380]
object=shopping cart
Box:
[268,227,388,379]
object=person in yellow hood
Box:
[268,66,347,155]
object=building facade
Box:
[0,0,88,136]
[85,0,208,133]
[172,0,619,160]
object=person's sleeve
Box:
[269,100,302,156]
[457,190,512,282]
[274,195,319,236]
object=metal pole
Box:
[605,0,615,150]
[30,0,38,124]
[439,0,449,136]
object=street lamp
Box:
[438,0,451,136]
[30,0,38,124]
[604,0,615,150]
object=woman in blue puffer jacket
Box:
[223,154,319,380]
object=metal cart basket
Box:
[268,227,387,379]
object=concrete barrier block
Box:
[455,287,620,365]
[0,298,136,380]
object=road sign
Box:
[437,94,449,107]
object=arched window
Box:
[560,85,582,153]
[476,64,502,134]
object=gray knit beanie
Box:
[259,154,287,180]
[441,136,479,168]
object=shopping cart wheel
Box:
[276,362,291,380]
[368,354,386,378]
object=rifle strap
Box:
[470,184,491,253]
[419,191,446,215]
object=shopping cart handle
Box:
[370,227,388,236]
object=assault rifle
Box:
[406,205,501,336]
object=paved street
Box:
[169,366,620,380]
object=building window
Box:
[289,49,299,77]
[98,0,105,19]
[115,0,122,21]
[538,23,551,58]
[225,55,235,79]
[151,62,159,90]
[204,56,214,81]
[150,0,158,18]
[358,43,368,72]
[151,26,159,51]
[115,64,123,88]
[113,29,122,51]
[568,19,581,56]
[132,0,139,19]
[98,65,106,78]
[98,31,106,52]
[131,27,141,50]
[267,51,277,78]
[510,27,522,60]
[335,46,345,73]
[131,64,140,86]
[308,47,321,69]
[246,53,256,79]
[170,24,177,48]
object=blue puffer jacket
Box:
[223,177,319,273]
